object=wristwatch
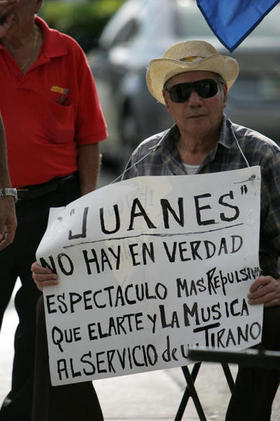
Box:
[0,188,18,202]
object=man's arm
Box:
[0,114,17,250]
[31,143,101,287]
[77,143,101,195]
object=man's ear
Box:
[223,85,228,108]
[162,89,170,110]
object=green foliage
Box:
[41,0,126,51]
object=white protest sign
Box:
[36,166,262,386]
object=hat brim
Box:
[146,54,239,104]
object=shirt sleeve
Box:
[74,47,108,145]
[259,150,280,276]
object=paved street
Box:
[1,165,280,420]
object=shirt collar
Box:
[154,114,239,165]
[217,114,237,149]
[157,115,239,172]
[35,16,68,59]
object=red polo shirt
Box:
[0,17,107,188]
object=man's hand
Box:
[248,275,280,307]
[0,196,17,250]
[31,262,59,291]
[0,0,18,38]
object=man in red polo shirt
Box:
[0,0,107,419]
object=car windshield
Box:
[176,0,280,38]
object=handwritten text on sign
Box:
[36,167,262,386]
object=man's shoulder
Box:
[231,121,280,150]
[134,128,171,155]
[50,30,84,59]
[54,30,82,49]
[228,120,280,171]
[37,17,84,58]
[122,128,171,179]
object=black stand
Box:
[174,347,280,420]
[188,347,280,369]
[174,360,235,421]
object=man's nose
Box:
[188,89,203,106]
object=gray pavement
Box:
[1,293,280,421]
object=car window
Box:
[99,0,173,49]
[229,74,280,105]
[110,18,139,46]
[99,1,142,49]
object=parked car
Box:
[88,0,280,167]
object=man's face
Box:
[163,70,228,137]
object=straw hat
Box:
[146,40,239,104]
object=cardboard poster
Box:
[36,166,262,386]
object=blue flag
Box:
[196,0,280,51]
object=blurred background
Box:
[41,0,280,171]
[40,0,126,55]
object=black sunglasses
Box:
[165,79,219,103]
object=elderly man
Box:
[0,0,107,420]
[33,40,280,420]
